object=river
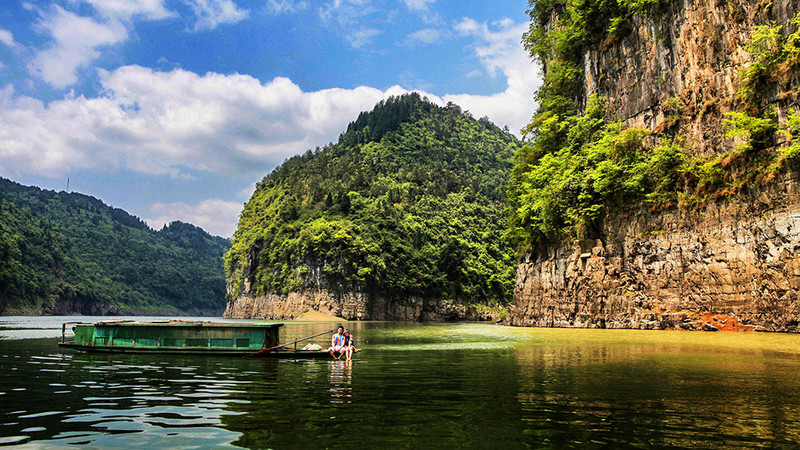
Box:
[1,316,800,447]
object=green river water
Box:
[1,317,800,448]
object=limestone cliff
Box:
[508,0,800,330]
[508,173,800,331]
[582,0,799,153]
[224,290,499,322]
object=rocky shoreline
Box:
[223,290,504,322]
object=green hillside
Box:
[0,178,230,315]
[226,93,519,306]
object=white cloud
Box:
[402,0,435,12]
[445,18,541,135]
[347,27,381,49]
[146,199,243,238]
[0,15,539,184]
[318,0,381,48]
[185,0,249,31]
[0,66,406,180]
[83,0,174,21]
[403,28,441,46]
[27,6,129,89]
[26,0,246,88]
[265,0,309,15]
[401,0,440,25]
[0,29,17,48]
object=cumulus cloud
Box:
[0,66,407,179]
[0,29,17,48]
[1,14,539,185]
[444,18,540,135]
[26,0,248,88]
[185,0,249,31]
[145,199,244,238]
[28,5,129,88]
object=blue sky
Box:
[0,0,540,237]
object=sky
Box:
[0,0,541,238]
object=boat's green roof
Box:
[84,320,283,328]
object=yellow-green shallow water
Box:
[1,317,800,448]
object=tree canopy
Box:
[0,178,230,315]
[226,93,519,306]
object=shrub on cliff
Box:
[509,1,800,249]
[225,93,518,305]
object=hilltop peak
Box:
[339,93,442,146]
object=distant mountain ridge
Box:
[0,177,230,315]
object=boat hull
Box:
[57,342,333,358]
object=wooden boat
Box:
[58,319,332,358]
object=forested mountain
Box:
[0,178,230,315]
[225,93,519,315]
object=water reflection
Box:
[0,340,254,447]
[514,340,800,447]
[328,360,353,404]
[2,319,800,448]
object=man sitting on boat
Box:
[328,325,346,359]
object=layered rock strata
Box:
[507,175,800,331]
[224,291,501,322]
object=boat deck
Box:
[58,320,333,358]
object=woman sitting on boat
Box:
[328,326,346,359]
[343,329,360,361]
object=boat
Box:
[58,319,333,358]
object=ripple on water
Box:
[19,411,65,419]
[0,436,29,445]
[380,342,513,351]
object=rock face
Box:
[224,291,500,322]
[508,174,800,331]
[583,0,799,154]
[509,0,800,330]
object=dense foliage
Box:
[226,93,518,305]
[0,197,80,314]
[0,178,230,315]
[509,1,800,249]
[509,0,667,248]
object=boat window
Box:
[211,339,234,348]
[236,338,249,348]
[137,338,158,347]
[113,338,134,347]
[186,338,209,347]
[162,338,181,347]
